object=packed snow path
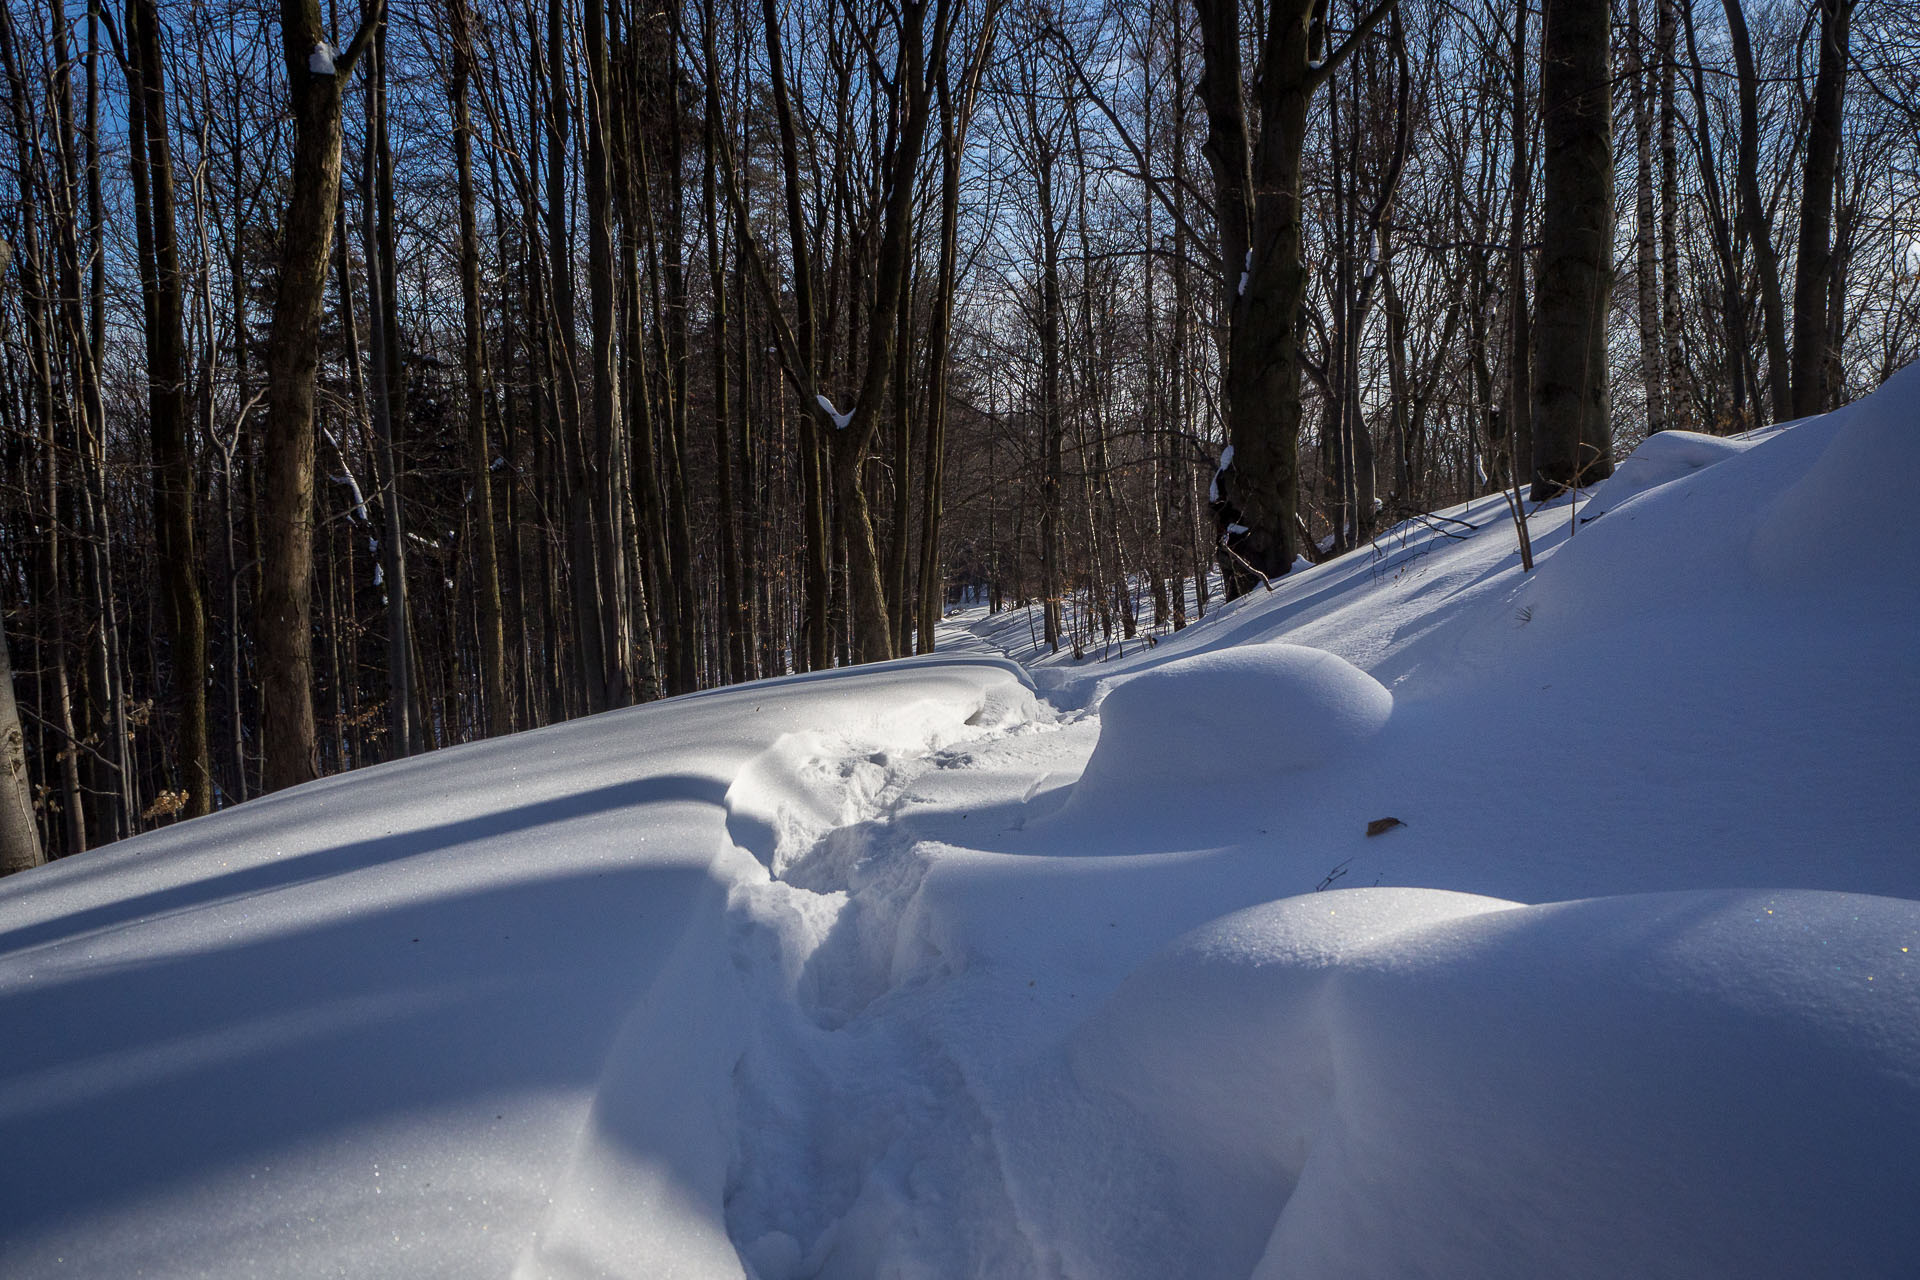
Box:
[5,364,1920,1277]
[519,654,1063,1278]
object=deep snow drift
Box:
[4,366,1918,1279]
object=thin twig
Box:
[1218,536,1277,593]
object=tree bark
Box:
[0,608,42,875]
[1195,0,1393,583]
[699,0,746,684]
[1629,0,1665,435]
[1680,0,1750,427]
[1791,0,1851,418]
[588,0,635,708]
[546,0,607,714]
[639,3,700,696]
[362,17,416,758]
[1508,0,1533,490]
[450,0,508,737]
[126,0,212,815]
[916,18,993,655]
[1037,131,1064,654]
[1531,0,1614,498]
[258,0,379,793]
[1657,0,1684,429]
[1723,0,1789,423]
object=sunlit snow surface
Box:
[5,365,1920,1278]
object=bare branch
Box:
[1306,0,1397,93]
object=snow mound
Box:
[1072,886,1920,1279]
[1751,359,1920,592]
[1583,428,1751,515]
[1065,644,1391,817]
[724,730,899,875]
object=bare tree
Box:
[1194,0,1395,587]
[124,0,212,814]
[1530,0,1614,497]
[0,604,40,876]
[257,0,380,792]
[1791,0,1855,417]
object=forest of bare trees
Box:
[1,0,1916,869]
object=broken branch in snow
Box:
[1314,857,1354,891]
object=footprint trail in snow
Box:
[718,672,1071,1280]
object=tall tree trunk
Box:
[87,8,135,833]
[1724,0,1789,422]
[645,3,701,695]
[1169,10,1193,630]
[1195,0,1392,583]
[1681,0,1750,428]
[752,0,829,670]
[607,36,667,699]
[362,17,416,758]
[0,608,42,875]
[916,17,993,655]
[1037,135,1064,654]
[887,272,915,657]
[1222,26,1312,580]
[736,242,763,679]
[585,0,631,708]
[1657,0,1684,429]
[1508,0,1534,490]
[700,0,747,683]
[1531,0,1614,498]
[1790,0,1851,418]
[546,0,606,713]
[1629,0,1665,435]
[450,0,508,736]
[126,0,212,815]
[258,0,379,793]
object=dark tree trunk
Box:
[587,0,634,708]
[1657,0,1684,430]
[126,0,212,815]
[1530,0,1614,499]
[258,0,378,793]
[1508,0,1533,491]
[640,5,700,696]
[363,19,416,758]
[1724,0,1790,423]
[917,20,993,655]
[1681,0,1750,428]
[1035,122,1063,654]
[1195,0,1393,584]
[1629,0,1665,435]
[1790,0,1851,418]
[546,0,606,713]
[700,0,747,684]
[450,0,508,737]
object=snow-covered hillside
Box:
[4,366,1918,1279]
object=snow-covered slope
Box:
[4,366,1918,1279]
